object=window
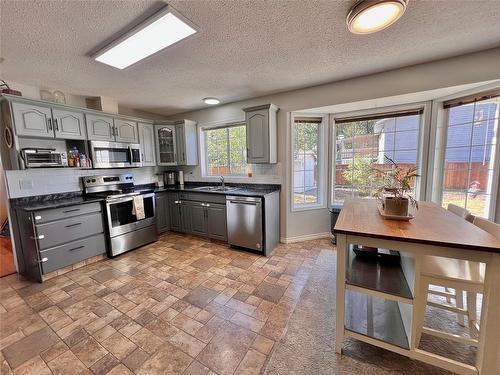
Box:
[333,109,423,204]
[441,94,499,218]
[203,124,248,176]
[292,116,325,209]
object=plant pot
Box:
[383,197,409,216]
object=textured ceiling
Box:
[1,0,500,115]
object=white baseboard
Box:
[280,232,332,244]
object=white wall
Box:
[168,47,500,241]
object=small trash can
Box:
[329,205,342,244]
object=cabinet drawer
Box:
[34,202,102,224]
[36,212,104,250]
[40,233,106,274]
[185,193,226,204]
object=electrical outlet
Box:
[19,179,33,190]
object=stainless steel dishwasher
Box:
[226,196,263,251]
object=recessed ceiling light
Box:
[347,0,408,34]
[94,5,198,69]
[203,97,220,105]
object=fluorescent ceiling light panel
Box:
[95,7,197,69]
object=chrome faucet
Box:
[220,176,225,190]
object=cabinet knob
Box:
[38,257,48,263]
[30,234,45,240]
[34,215,42,221]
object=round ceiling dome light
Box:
[203,97,220,105]
[347,0,408,34]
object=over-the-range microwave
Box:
[89,141,142,169]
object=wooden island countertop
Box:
[334,198,500,253]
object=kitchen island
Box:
[334,198,500,375]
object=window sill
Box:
[291,203,327,212]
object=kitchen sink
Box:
[192,186,239,192]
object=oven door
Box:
[106,193,155,238]
[90,141,142,168]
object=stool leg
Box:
[467,292,478,338]
[456,289,465,326]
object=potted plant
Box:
[372,156,419,216]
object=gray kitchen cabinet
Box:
[86,113,115,141]
[138,123,156,167]
[187,201,206,236]
[114,118,138,143]
[11,101,54,138]
[52,108,86,140]
[155,124,177,166]
[243,104,279,164]
[207,203,227,241]
[14,201,107,282]
[167,192,182,231]
[155,192,170,233]
[175,120,198,166]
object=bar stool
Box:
[427,204,473,326]
[414,217,500,349]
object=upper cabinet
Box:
[243,104,279,164]
[86,115,138,143]
[154,120,198,166]
[175,120,198,166]
[52,108,86,140]
[155,124,177,166]
[85,114,114,141]
[114,118,138,143]
[12,101,87,140]
[12,102,53,138]
[138,123,156,167]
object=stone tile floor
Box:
[0,233,476,375]
[0,233,326,375]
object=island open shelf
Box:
[345,289,410,350]
[346,246,413,302]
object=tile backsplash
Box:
[5,167,161,198]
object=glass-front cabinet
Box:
[155,124,177,166]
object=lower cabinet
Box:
[164,191,227,241]
[155,192,170,233]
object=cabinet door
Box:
[155,193,169,233]
[12,102,53,138]
[115,119,138,143]
[188,202,207,236]
[175,125,186,165]
[167,193,182,231]
[207,203,227,241]
[138,123,156,166]
[86,114,114,141]
[52,108,86,140]
[155,125,177,166]
[246,109,269,163]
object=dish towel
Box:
[132,195,145,220]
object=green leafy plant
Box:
[371,156,420,209]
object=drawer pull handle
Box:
[63,208,81,213]
[65,222,82,228]
[69,245,85,251]
[30,234,45,240]
[34,215,42,220]
[39,257,48,263]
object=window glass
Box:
[293,119,322,208]
[441,97,499,218]
[204,125,247,176]
[333,112,422,204]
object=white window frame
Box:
[200,120,248,178]
[330,102,431,206]
[290,113,328,212]
[431,85,500,221]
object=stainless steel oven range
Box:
[83,173,157,256]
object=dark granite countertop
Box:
[11,192,105,212]
[11,183,281,212]
[151,182,281,198]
